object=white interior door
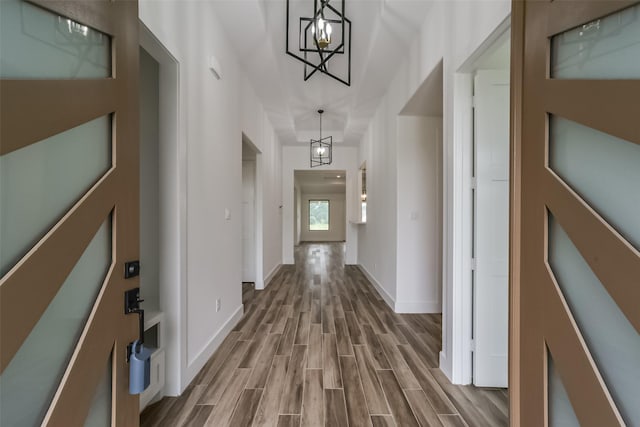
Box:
[242,160,256,283]
[473,69,510,387]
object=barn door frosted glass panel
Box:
[549,116,640,250]
[84,354,112,427]
[548,353,580,427]
[0,219,112,427]
[0,0,110,78]
[551,4,640,79]
[0,116,111,276]
[548,215,640,426]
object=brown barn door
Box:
[512,0,640,426]
[0,0,140,425]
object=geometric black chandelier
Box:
[310,110,333,167]
[286,0,352,86]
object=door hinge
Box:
[471,258,477,271]
[471,95,476,109]
[471,177,477,189]
[470,339,476,352]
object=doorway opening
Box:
[242,135,260,292]
[397,59,444,350]
[138,22,183,407]
[294,170,347,246]
[461,22,511,388]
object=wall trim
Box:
[394,300,442,314]
[357,264,395,311]
[357,265,441,314]
[184,304,244,388]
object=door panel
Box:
[85,353,113,427]
[547,354,580,427]
[473,69,510,387]
[550,5,640,79]
[0,115,112,275]
[0,0,140,425]
[0,0,111,79]
[1,218,111,427]
[549,215,640,425]
[512,1,640,425]
[549,116,640,248]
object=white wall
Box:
[396,116,442,314]
[282,146,358,265]
[300,193,346,242]
[357,121,398,307]
[357,0,510,383]
[140,0,283,395]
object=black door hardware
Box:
[124,260,140,279]
[125,287,145,361]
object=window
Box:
[309,200,329,231]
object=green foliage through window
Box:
[309,200,329,231]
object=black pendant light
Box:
[310,110,332,167]
[286,0,352,86]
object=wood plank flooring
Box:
[141,243,508,426]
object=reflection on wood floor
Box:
[141,243,508,426]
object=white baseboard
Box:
[394,300,442,314]
[263,263,282,289]
[185,304,244,385]
[357,265,441,314]
[357,264,395,311]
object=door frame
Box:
[242,133,264,289]
[449,16,511,385]
[139,22,185,397]
[509,2,524,424]
[242,158,257,283]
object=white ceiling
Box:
[295,170,346,193]
[211,0,433,146]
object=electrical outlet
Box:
[216,298,221,312]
